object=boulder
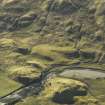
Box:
[0,21,7,31]
[64,50,80,58]
[96,3,105,16]
[43,0,77,14]
[72,0,89,7]
[80,50,96,60]
[18,12,37,28]
[8,66,41,84]
[94,30,104,42]
[0,38,16,48]
[74,96,99,105]
[41,77,88,104]
[53,84,87,104]
[2,0,20,6]
[15,47,31,55]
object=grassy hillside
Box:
[0,0,105,105]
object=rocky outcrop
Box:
[74,96,99,105]
[15,47,31,55]
[0,38,16,48]
[40,76,88,104]
[17,12,37,28]
[8,66,41,84]
[53,83,87,104]
[43,0,88,14]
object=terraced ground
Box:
[1,0,105,105]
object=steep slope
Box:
[0,0,105,105]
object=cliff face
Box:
[0,0,105,105]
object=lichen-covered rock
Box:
[43,0,78,14]
[8,66,41,84]
[0,38,16,48]
[95,1,105,28]
[95,1,105,16]
[94,30,104,42]
[53,84,87,104]
[39,77,87,104]
[80,50,96,60]
[74,96,99,105]
[52,0,76,13]
[2,0,19,6]
[43,0,89,14]
[65,23,81,34]
[15,47,31,55]
[18,12,37,28]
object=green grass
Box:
[88,79,105,96]
[31,44,77,64]
[79,63,105,71]
[0,72,21,97]
[86,79,105,105]
[16,96,60,105]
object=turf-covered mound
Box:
[8,66,41,84]
[39,77,87,104]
